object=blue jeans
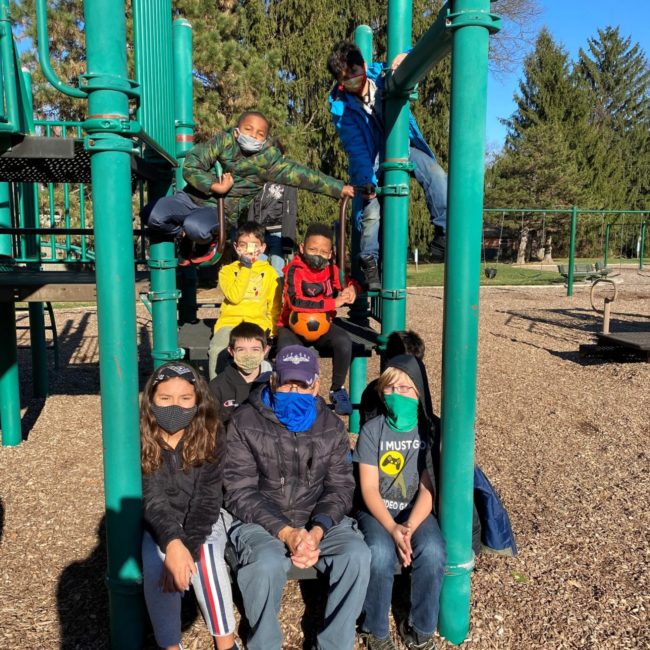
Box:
[229,516,371,650]
[358,147,448,261]
[265,230,284,277]
[356,510,446,640]
[143,190,219,243]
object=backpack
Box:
[247,183,297,252]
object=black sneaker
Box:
[428,231,446,263]
[359,631,398,650]
[398,620,437,650]
[359,255,381,291]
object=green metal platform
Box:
[0,268,149,302]
[0,134,164,184]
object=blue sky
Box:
[486,0,650,152]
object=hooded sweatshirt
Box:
[352,354,438,517]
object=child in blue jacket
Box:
[328,41,448,289]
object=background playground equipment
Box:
[579,275,650,362]
[483,207,650,296]
[1,0,500,646]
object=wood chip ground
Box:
[1,268,649,649]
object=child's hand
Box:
[236,241,262,266]
[391,523,413,567]
[336,286,356,306]
[343,284,357,302]
[210,173,234,194]
[334,295,348,309]
[161,539,196,592]
[341,184,355,199]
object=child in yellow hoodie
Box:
[208,222,281,379]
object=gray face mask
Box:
[151,404,198,434]
[235,130,266,154]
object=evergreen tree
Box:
[576,27,650,210]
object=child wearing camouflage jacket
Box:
[143,110,354,265]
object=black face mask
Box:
[302,252,330,271]
[151,404,198,434]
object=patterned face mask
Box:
[234,350,265,374]
[151,404,198,434]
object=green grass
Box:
[407,263,565,287]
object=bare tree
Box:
[489,0,543,76]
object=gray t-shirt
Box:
[353,416,428,516]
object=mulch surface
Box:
[1,268,649,649]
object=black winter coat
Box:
[224,386,354,537]
[142,432,225,561]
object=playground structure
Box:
[0,0,502,646]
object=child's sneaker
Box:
[398,621,437,649]
[191,239,220,265]
[359,631,397,650]
[330,387,353,415]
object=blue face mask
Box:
[235,130,266,154]
[265,388,317,432]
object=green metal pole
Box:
[640,222,646,270]
[348,356,367,435]
[0,0,20,132]
[604,222,611,268]
[21,69,48,398]
[438,0,498,643]
[82,0,143,646]
[0,181,22,446]
[567,205,577,297]
[133,0,182,369]
[381,0,413,337]
[173,18,198,325]
[386,5,452,94]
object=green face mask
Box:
[384,393,419,433]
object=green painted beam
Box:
[437,0,498,643]
[83,0,144,646]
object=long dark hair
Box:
[140,362,222,474]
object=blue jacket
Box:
[328,61,436,187]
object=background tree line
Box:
[12,1,647,260]
[485,25,649,260]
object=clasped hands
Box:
[391,521,413,567]
[334,285,357,308]
[278,525,324,569]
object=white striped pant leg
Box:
[142,530,182,648]
[190,509,236,638]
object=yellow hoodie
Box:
[214,258,281,336]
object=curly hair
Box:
[140,362,222,474]
[327,41,366,80]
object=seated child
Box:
[143,110,355,265]
[353,355,446,650]
[209,321,272,425]
[276,222,361,415]
[140,362,239,650]
[208,222,281,379]
[360,330,426,427]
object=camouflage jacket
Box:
[182,128,345,223]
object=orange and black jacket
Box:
[278,254,361,326]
